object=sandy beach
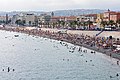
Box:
[0,29,120,79]
[40,28,120,59]
[0,26,120,61]
[41,28,120,38]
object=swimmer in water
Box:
[8,67,10,72]
[116,73,119,77]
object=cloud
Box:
[0,0,119,11]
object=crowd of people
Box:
[0,26,120,59]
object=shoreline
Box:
[0,27,120,61]
[40,28,120,60]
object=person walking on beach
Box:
[110,53,112,57]
[117,61,119,65]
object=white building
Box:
[11,13,36,26]
[77,14,97,22]
[11,13,52,27]
[37,14,51,27]
[0,16,6,22]
[11,14,22,24]
[77,15,94,22]
[25,14,35,26]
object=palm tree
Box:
[69,21,76,29]
[57,20,61,28]
[74,21,78,29]
[87,21,93,29]
[81,22,87,29]
[77,22,81,27]
[116,19,120,27]
[52,22,56,28]
[117,19,120,24]
[61,21,65,28]
[101,21,108,28]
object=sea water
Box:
[0,30,120,80]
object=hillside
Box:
[0,9,106,16]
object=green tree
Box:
[77,22,81,27]
[61,21,65,28]
[0,20,5,24]
[52,22,55,28]
[117,19,120,24]
[116,19,120,27]
[69,21,76,29]
[109,20,115,26]
[86,20,93,29]
[101,21,108,27]
[57,20,61,27]
[15,19,26,26]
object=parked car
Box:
[104,27,112,31]
[76,27,85,30]
[104,26,116,31]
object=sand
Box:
[41,28,120,38]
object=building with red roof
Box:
[103,10,120,22]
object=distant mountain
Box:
[0,11,44,16]
[0,9,107,16]
[51,9,107,16]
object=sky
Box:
[0,0,120,11]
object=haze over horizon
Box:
[0,0,120,11]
